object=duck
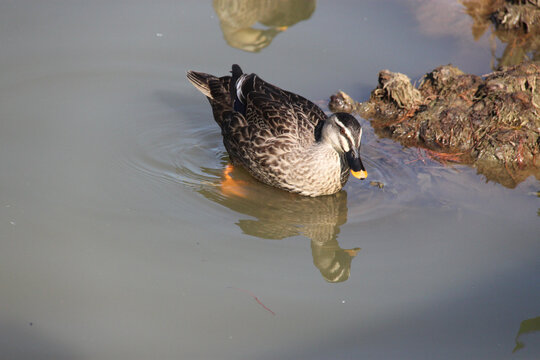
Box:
[186,64,367,197]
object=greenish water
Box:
[0,1,538,359]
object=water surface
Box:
[1,1,539,359]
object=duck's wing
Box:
[221,108,302,185]
[218,71,327,185]
[187,65,327,142]
[231,66,327,145]
[188,65,328,179]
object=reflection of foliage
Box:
[212,0,315,52]
[461,0,540,68]
[513,316,540,353]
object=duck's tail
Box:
[187,68,236,124]
[187,70,232,104]
[186,64,248,109]
[186,70,215,99]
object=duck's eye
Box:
[339,128,346,135]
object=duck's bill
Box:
[351,169,368,179]
[346,150,367,180]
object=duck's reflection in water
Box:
[311,236,360,283]
[199,164,361,283]
[212,0,316,52]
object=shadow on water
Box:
[212,0,316,52]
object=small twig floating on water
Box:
[227,286,276,316]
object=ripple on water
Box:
[126,120,223,189]
[124,118,420,228]
[341,138,420,224]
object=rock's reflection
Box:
[462,0,540,69]
[513,316,540,353]
[199,163,361,283]
[212,0,316,52]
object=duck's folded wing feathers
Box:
[245,90,322,148]
[251,76,327,126]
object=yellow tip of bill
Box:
[351,169,368,179]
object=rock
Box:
[329,62,540,188]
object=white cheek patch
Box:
[339,136,349,152]
[334,117,353,151]
[331,132,342,149]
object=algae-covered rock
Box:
[329,62,540,188]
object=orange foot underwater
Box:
[221,164,249,198]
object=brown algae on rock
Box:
[329,62,540,188]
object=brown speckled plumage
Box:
[187,65,366,196]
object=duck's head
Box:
[321,113,368,180]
